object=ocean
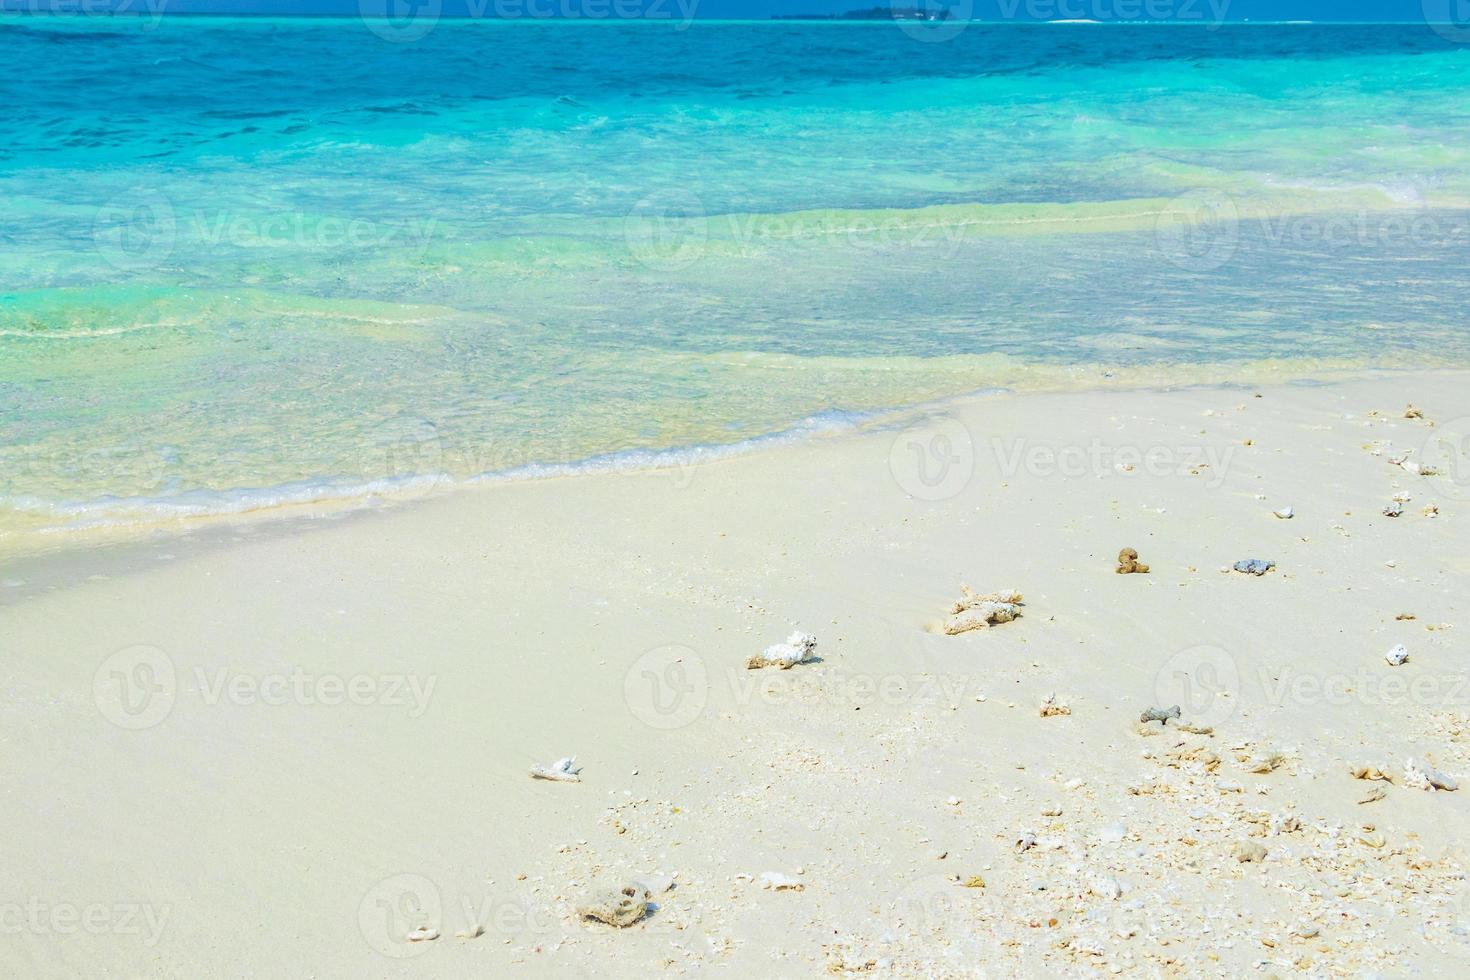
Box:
[3,16,1469,553]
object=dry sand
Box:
[3,373,1470,977]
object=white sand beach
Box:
[4,373,1470,977]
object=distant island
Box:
[773,7,954,20]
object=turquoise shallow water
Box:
[3,18,1470,547]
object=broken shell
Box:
[1232,558,1275,576]
[1384,644,1409,667]
[1014,832,1038,854]
[1357,786,1387,805]
[1139,705,1182,726]
[758,871,805,892]
[1240,747,1286,774]
[1039,693,1071,717]
[1405,403,1424,419]
[1272,505,1294,519]
[530,756,583,782]
[407,926,440,942]
[577,884,652,927]
[1382,501,1404,518]
[455,924,485,940]
[1232,841,1268,864]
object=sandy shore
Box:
[3,373,1470,977]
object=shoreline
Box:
[5,362,1464,582]
[3,371,1469,975]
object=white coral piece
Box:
[530,756,582,782]
[1404,757,1457,791]
[1039,693,1071,717]
[944,586,1023,635]
[747,631,818,670]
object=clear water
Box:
[4,18,1470,551]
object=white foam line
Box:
[1,408,884,533]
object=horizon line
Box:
[0,11,1444,25]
